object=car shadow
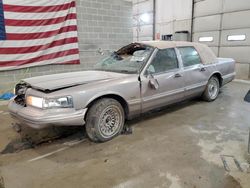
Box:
[126,98,201,127]
[0,96,209,155]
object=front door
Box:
[141,48,185,112]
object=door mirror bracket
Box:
[148,73,159,90]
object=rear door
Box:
[141,48,185,112]
[177,47,210,98]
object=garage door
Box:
[192,0,250,79]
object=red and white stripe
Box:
[0,0,80,71]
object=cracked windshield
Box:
[94,43,154,73]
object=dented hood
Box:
[22,70,127,91]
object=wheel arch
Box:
[210,72,223,87]
[85,94,129,119]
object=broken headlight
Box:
[15,82,28,95]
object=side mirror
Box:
[148,73,159,90]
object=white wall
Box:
[132,0,154,41]
[132,0,192,41]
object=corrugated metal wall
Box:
[192,0,250,79]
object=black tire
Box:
[202,76,220,102]
[85,98,125,142]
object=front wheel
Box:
[85,98,125,142]
[202,76,220,102]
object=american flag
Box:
[0,0,80,71]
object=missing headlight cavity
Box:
[15,82,29,95]
[14,82,30,107]
[14,94,26,107]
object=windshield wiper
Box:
[118,70,130,73]
[116,70,137,74]
[92,68,136,74]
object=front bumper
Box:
[8,99,87,129]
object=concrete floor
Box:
[0,82,250,188]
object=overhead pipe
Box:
[190,0,194,42]
[153,0,156,40]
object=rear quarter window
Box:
[178,47,202,67]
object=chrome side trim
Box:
[222,72,236,79]
[127,98,141,105]
[185,81,207,91]
[143,88,185,102]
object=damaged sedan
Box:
[8,41,236,142]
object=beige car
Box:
[8,41,236,142]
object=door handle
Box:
[200,67,206,72]
[174,73,182,78]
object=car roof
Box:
[138,40,217,65]
[139,40,201,49]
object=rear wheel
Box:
[202,76,220,102]
[85,98,125,142]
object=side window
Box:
[178,47,201,67]
[148,48,178,74]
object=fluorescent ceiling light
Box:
[199,37,213,42]
[227,35,246,41]
[140,13,150,23]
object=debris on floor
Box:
[0,92,14,100]
[1,126,85,154]
[1,139,33,154]
[121,125,133,135]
